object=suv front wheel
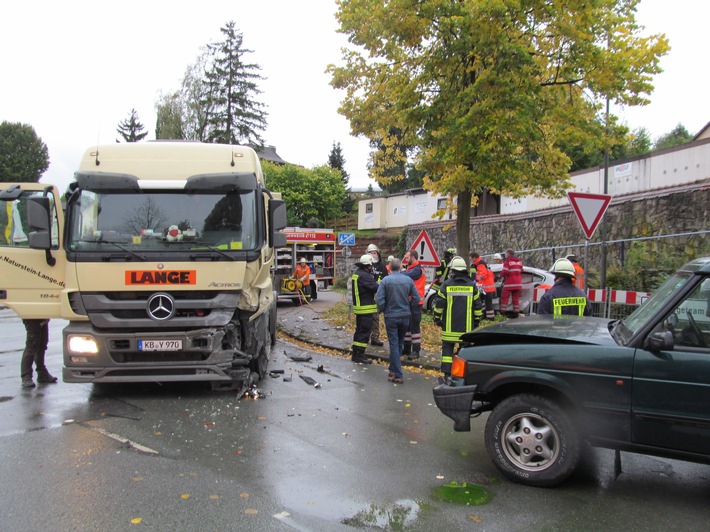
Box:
[484,393,580,487]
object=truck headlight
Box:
[67,335,99,354]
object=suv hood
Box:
[461,315,618,347]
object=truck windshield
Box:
[67,189,258,252]
[614,270,694,344]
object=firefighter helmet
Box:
[550,258,576,277]
[358,254,373,266]
[450,256,468,272]
[445,247,457,256]
[367,244,379,253]
[493,253,503,261]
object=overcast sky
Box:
[1,0,707,193]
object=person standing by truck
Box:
[376,258,419,383]
[350,254,379,364]
[401,249,426,360]
[500,249,524,318]
[293,257,311,302]
[367,243,388,346]
[434,257,483,380]
[20,319,57,388]
[470,251,496,320]
[537,258,590,316]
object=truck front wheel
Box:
[484,394,580,487]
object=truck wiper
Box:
[189,244,236,261]
[101,240,147,261]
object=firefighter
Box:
[431,247,457,295]
[470,251,496,320]
[566,254,586,290]
[293,257,311,301]
[366,243,388,346]
[401,249,427,360]
[350,254,379,364]
[434,256,483,380]
[537,258,591,316]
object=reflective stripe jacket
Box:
[470,258,495,293]
[501,256,523,290]
[351,266,379,315]
[537,278,590,316]
[434,271,483,342]
[403,259,426,305]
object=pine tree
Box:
[116,109,148,143]
[327,141,349,187]
[203,21,267,146]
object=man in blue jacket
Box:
[376,258,420,384]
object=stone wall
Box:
[406,181,710,277]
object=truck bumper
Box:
[62,322,250,384]
[432,383,479,432]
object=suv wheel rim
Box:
[501,412,559,471]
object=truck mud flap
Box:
[432,384,478,432]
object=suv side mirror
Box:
[646,330,674,352]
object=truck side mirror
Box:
[645,330,674,352]
[27,196,52,250]
[269,199,287,248]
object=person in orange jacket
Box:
[293,257,311,301]
[566,254,586,290]
[470,251,496,320]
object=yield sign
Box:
[567,192,612,239]
[411,230,440,266]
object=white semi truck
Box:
[0,141,287,392]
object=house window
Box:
[437,198,447,210]
[365,203,373,213]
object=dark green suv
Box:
[434,257,710,486]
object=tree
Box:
[122,197,167,234]
[262,161,347,226]
[0,121,49,182]
[327,141,349,187]
[654,123,692,151]
[202,21,268,146]
[156,50,214,142]
[116,109,148,143]
[626,127,653,157]
[330,0,669,258]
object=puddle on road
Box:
[342,499,426,530]
[432,481,493,506]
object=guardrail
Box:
[532,287,651,319]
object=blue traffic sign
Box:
[338,233,355,246]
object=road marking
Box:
[88,425,160,455]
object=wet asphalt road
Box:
[1,308,710,531]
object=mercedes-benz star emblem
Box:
[147,293,175,321]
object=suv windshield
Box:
[614,270,694,344]
[67,190,258,252]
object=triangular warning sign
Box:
[411,230,440,266]
[568,192,612,239]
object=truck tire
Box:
[484,393,580,487]
[250,342,270,380]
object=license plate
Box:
[138,339,182,351]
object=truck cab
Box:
[0,142,287,391]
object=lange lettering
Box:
[126,270,196,285]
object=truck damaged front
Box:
[1,142,287,390]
